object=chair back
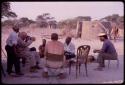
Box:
[45,53,64,68]
[46,53,64,62]
[77,45,90,63]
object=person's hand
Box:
[31,37,36,41]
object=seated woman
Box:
[38,39,46,58]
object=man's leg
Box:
[5,45,14,74]
[42,66,49,78]
[14,56,23,75]
[22,57,26,67]
[27,52,37,72]
[97,53,105,67]
[34,52,41,69]
[97,53,116,67]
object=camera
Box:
[26,35,32,40]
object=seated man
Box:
[42,33,65,79]
[16,32,38,72]
[64,37,75,60]
[38,39,46,58]
[93,33,118,71]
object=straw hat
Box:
[98,32,107,37]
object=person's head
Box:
[42,39,46,45]
[18,32,27,40]
[98,33,108,41]
[65,37,72,45]
[13,25,19,33]
[51,33,58,41]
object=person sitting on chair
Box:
[38,39,46,58]
[93,32,118,71]
[64,37,75,60]
[42,33,65,79]
[64,37,76,66]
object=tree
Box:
[36,13,56,28]
[18,17,33,27]
[2,19,14,26]
[75,16,91,21]
[1,2,17,18]
[48,20,57,28]
[57,18,77,29]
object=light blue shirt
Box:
[64,42,75,53]
[6,31,18,46]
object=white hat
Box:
[98,32,107,37]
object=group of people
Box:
[5,25,118,78]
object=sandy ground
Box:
[1,28,124,84]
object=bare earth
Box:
[1,28,124,84]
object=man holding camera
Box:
[16,32,37,72]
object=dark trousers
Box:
[64,51,76,60]
[5,45,21,74]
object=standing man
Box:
[5,25,23,76]
[93,33,118,71]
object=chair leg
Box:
[79,64,81,74]
[76,64,78,78]
[85,63,88,76]
[108,60,110,68]
[69,62,71,75]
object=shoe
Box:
[58,73,66,79]
[42,72,49,78]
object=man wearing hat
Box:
[93,32,118,70]
[5,25,23,76]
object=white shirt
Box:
[64,42,75,54]
[6,31,18,46]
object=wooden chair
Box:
[69,45,90,78]
[45,53,65,76]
